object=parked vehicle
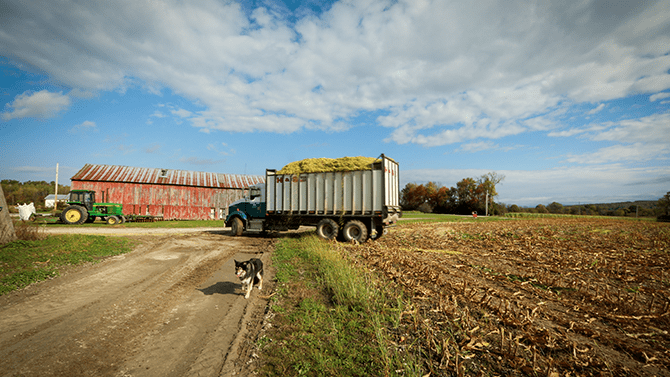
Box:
[225,154,400,243]
[60,189,125,225]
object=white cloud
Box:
[592,112,670,144]
[548,128,584,138]
[1,90,71,120]
[650,92,670,102]
[1,0,669,144]
[586,103,606,115]
[171,108,193,118]
[456,141,499,153]
[564,143,669,164]
[553,112,670,164]
[68,120,97,134]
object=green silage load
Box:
[277,156,377,175]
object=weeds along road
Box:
[0,227,276,377]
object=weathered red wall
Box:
[71,181,246,220]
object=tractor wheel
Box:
[60,205,86,225]
[231,217,244,236]
[342,220,368,244]
[316,218,339,240]
[78,206,89,224]
[120,216,127,224]
[106,216,120,225]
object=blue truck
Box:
[225,154,400,243]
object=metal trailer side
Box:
[263,154,400,240]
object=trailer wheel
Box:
[60,205,87,225]
[231,217,244,236]
[342,220,368,243]
[106,216,120,225]
[316,218,339,240]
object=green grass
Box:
[0,234,137,295]
[400,211,507,224]
[35,216,226,228]
[260,235,420,376]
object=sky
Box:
[1,0,669,207]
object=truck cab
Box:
[225,183,267,235]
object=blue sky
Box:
[1,0,669,207]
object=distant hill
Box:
[563,200,659,217]
[514,199,662,217]
[566,200,658,210]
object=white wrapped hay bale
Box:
[18,203,36,221]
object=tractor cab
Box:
[68,190,96,211]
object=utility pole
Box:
[54,163,59,212]
[485,190,489,216]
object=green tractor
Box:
[60,189,126,225]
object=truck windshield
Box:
[250,187,261,200]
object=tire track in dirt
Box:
[0,231,276,377]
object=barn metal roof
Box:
[71,164,264,189]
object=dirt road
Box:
[0,228,276,377]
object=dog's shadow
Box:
[198,281,240,296]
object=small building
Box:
[44,194,70,208]
[70,164,264,220]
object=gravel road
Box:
[0,227,276,377]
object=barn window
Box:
[159,169,169,178]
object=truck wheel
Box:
[342,220,368,243]
[106,216,120,225]
[231,217,244,236]
[316,218,339,240]
[60,205,86,225]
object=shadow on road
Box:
[198,281,239,296]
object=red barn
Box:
[70,164,264,220]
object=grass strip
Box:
[0,234,137,295]
[259,235,420,376]
[37,217,226,228]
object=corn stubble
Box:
[339,218,670,376]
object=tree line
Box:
[401,175,669,219]
[401,172,505,215]
[508,201,664,217]
[1,180,70,211]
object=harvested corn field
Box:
[277,156,377,174]
[340,218,670,376]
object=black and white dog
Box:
[234,258,263,299]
